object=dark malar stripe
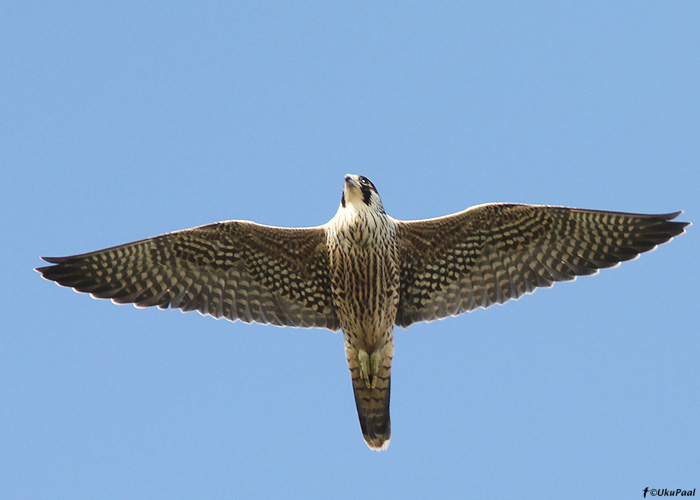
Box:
[361,187,372,205]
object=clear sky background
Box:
[2,3,698,499]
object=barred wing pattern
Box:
[394,204,688,327]
[38,221,340,330]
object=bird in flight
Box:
[37,174,688,451]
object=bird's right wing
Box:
[37,221,340,330]
[394,204,688,327]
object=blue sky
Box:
[2,2,698,499]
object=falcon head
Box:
[341,174,384,213]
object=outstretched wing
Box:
[37,221,339,330]
[394,204,688,327]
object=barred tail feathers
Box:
[351,374,391,450]
[346,344,393,451]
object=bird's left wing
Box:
[37,221,340,330]
[394,204,688,328]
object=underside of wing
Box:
[37,221,340,331]
[394,204,688,327]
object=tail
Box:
[346,344,393,451]
[351,375,391,450]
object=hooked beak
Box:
[344,174,360,190]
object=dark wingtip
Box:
[666,210,689,223]
[674,210,691,230]
[656,211,690,238]
[36,256,72,280]
[35,265,58,281]
[39,256,69,264]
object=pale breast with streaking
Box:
[326,208,401,347]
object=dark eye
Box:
[359,177,371,187]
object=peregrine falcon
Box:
[37,174,688,451]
